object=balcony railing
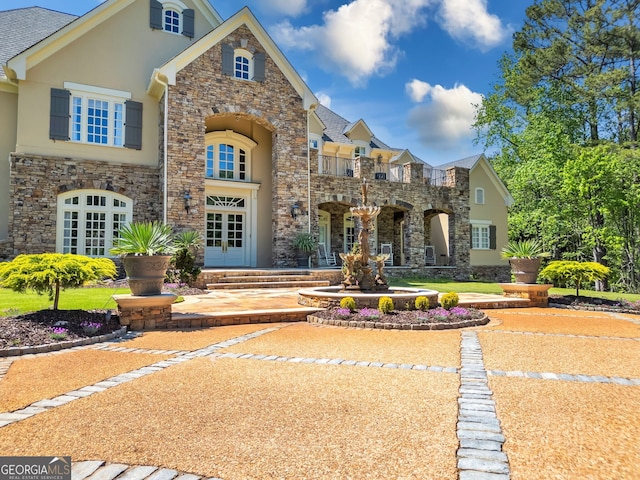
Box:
[373,163,403,182]
[424,167,448,186]
[319,155,355,177]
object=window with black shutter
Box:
[124,100,143,150]
[50,88,71,141]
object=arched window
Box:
[57,190,132,257]
[164,8,180,33]
[475,187,485,204]
[234,50,253,80]
[150,0,194,38]
[205,131,257,182]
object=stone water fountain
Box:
[340,179,389,292]
[298,179,439,309]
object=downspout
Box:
[155,74,169,224]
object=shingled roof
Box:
[0,7,77,77]
[315,104,394,151]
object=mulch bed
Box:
[0,310,121,349]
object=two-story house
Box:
[0,0,511,281]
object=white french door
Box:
[205,211,246,266]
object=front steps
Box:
[205,269,333,290]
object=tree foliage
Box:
[540,260,611,297]
[0,254,117,310]
[475,0,640,292]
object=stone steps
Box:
[205,269,332,290]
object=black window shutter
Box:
[124,100,143,150]
[182,9,194,38]
[489,225,497,250]
[470,229,474,249]
[150,0,162,30]
[253,52,266,82]
[50,88,70,140]
[221,44,234,76]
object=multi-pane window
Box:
[472,225,490,249]
[164,9,180,33]
[206,144,247,181]
[58,190,132,257]
[70,92,126,147]
[354,146,366,157]
[235,55,250,79]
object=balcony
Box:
[319,155,355,177]
[316,154,461,188]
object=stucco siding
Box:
[0,90,17,243]
[469,161,509,267]
[14,0,211,166]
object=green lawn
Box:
[393,277,640,303]
[0,287,131,315]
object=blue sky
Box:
[5,0,530,165]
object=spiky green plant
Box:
[500,239,551,259]
[110,221,176,256]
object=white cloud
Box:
[437,0,511,50]
[272,0,432,86]
[406,79,432,103]
[315,92,332,108]
[406,82,483,150]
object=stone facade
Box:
[7,153,161,255]
[163,25,308,267]
[471,265,511,283]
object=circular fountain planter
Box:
[297,286,440,310]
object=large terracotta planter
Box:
[509,258,542,284]
[123,255,172,296]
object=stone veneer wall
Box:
[7,153,161,256]
[310,167,471,278]
[164,25,308,267]
[471,265,511,283]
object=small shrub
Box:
[415,296,429,311]
[335,307,351,318]
[440,291,459,310]
[378,296,394,314]
[340,296,357,312]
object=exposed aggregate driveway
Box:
[0,308,639,480]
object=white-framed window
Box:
[65,82,130,148]
[164,8,180,33]
[309,139,319,150]
[234,49,253,80]
[475,187,485,204]
[354,146,366,157]
[471,221,491,250]
[57,190,132,257]
[205,131,257,182]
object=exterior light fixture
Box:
[291,201,301,219]
[183,191,192,214]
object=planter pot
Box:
[509,258,541,284]
[123,255,172,296]
[296,250,311,268]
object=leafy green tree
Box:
[475,0,640,291]
[0,254,116,310]
[540,260,610,297]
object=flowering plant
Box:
[50,327,68,340]
[335,307,351,319]
[81,321,102,335]
[358,307,380,319]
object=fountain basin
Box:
[297,286,439,310]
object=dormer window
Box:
[150,0,194,38]
[234,50,252,80]
[354,146,366,157]
[164,9,180,33]
[221,44,266,82]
